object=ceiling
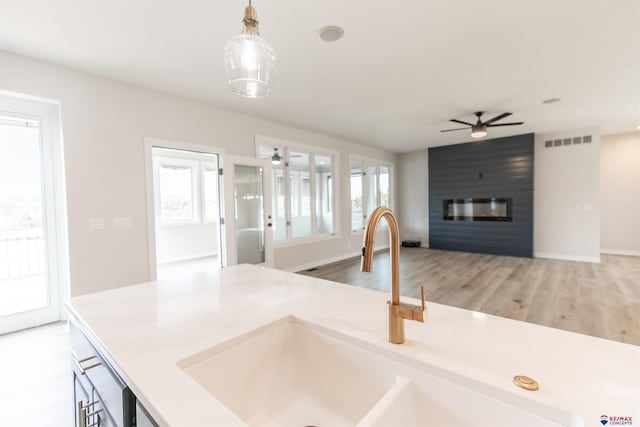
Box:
[0,0,638,152]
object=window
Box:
[158,164,195,222]
[379,165,390,207]
[315,155,333,234]
[290,151,311,238]
[154,154,219,226]
[350,160,364,231]
[257,140,337,242]
[350,157,393,232]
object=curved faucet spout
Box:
[361,206,426,344]
[360,207,401,306]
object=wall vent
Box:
[544,135,593,148]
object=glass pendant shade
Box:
[224,6,275,99]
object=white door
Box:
[0,94,68,335]
[221,156,273,267]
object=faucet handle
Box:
[420,285,425,311]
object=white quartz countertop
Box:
[67,264,640,426]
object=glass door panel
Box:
[222,156,273,267]
[234,164,265,264]
[0,116,48,317]
[0,93,66,335]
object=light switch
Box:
[113,217,133,229]
[89,218,105,230]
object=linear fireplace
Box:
[443,198,512,222]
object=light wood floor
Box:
[298,248,640,346]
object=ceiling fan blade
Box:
[486,122,525,127]
[483,112,512,125]
[440,127,470,132]
[449,119,475,126]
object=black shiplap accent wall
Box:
[428,133,534,257]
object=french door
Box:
[0,93,68,335]
[221,156,273,267]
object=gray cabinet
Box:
[70,319,156,427]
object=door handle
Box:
[267,223,272,227]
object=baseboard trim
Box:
[285,245,390,273]
[534,252,601,263]
[600,248,640,257]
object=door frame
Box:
[0,90,69,334]
[143,137,225,281]
[221,155,274,267]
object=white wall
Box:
[0,50,395,296]
[600,132,640,255]
[397,150,429,246]
[155,223,218,264]
[534,129,601,262]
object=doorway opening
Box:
[150,146,223,280]
[0,93,69,335]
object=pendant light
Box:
[224,0,276,98]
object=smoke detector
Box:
[319,26,344,42]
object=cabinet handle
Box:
[78,401,103,427]
[86,409,103,418]
[77,401,87,427]
[72,352,102,375]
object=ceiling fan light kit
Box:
[441,111,525,140]
[471,125,487,139]
[224,0,275,99]
[271,148,282,165]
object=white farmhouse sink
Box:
[179,317,583,427]
[179,317,397,426]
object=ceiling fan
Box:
[441,112,524,139]
[270,148,302,166]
